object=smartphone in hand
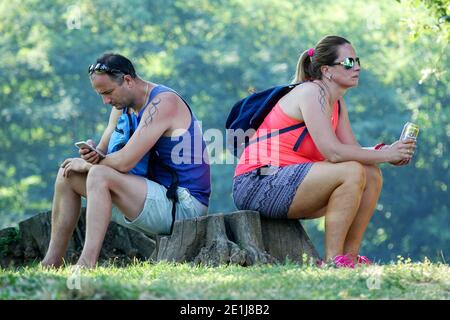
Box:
[75,141,106,158]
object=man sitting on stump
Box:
[42,53,211,268]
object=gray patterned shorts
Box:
[232,163,313,219]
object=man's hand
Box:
[79,139,103,164]
[61,158,92,178]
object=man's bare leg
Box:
[76,165,147,268]
[41,169,87,268]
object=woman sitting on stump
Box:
[232,35,416,268]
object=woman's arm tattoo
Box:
[317,85,327,114]
[310,81,329,114]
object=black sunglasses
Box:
[88,63,123,75]
[331,57,361,70]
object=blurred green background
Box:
[0,0,448,263]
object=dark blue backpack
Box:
[226,82,341,158]
[226,83,306,157]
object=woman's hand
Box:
[379,144,409,166]
[61,158,92,178]
[384,139,416,165]
[390,159,409,166]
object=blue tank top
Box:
[107,85,211,206]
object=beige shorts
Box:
[111,179,208,236]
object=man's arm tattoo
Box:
[143,98,161,127]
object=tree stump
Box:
[0,209,320,268]
[154,211,320,266]
[0,209,156,268]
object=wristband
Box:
[374,143,386,150]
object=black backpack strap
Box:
[126,111,135,138]
[147,150,179,234]
[292,99,341,152]
[113,109,136,151]
[293,127,308,152]
[245,123,305,148]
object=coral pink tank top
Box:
[234,101,340,177]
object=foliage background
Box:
[0,0,448,263]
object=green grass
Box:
[0,258,449,300]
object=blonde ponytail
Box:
[293,49,313,83]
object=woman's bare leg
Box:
[287,161,366,261]
[343,165,383,259]
[289,164,382,262]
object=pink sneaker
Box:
[357,255,372,265]
[332,254,355,268]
